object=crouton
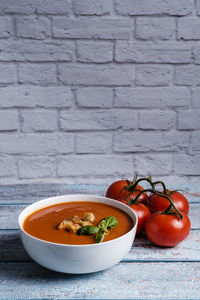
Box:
[79,220,92,227]
[57,212,95,233]
[83,212,95,223]
[57,219,81,232]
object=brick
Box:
[18,156,55,179]
[57,155,133,177]
[0,133,73,154]
[115,41,192,63]
[52,18,130,39]
[191,132,200,150]
[113,131,189,152]
[193,45,200,64]
[115,41,191,63]
[76,132,112,154]
[0,156,17,177]
[0,40,75,62]
[15,16,50,40]
[60,109,136,131]
[136,17,175,40]
[197,0,200,15]
[138,111,175,130]
[21,109,57,132]
[58,64,133,86]
[0,110,18,131]
[36,0,71,14]
[175,66,200,86]
[178,18,200,40]
[192,89,200,108]
[134,154,173,175]
[77,88,113,108]
[77,41,113,63]
[174,154,200,175]
[0,63,17,84]
[74,0,111,15]
[114,87,190,108]
[18,63,56,85]
[0,86,72,108]
[0,17,12,38]
[0,0,35,13]
[115,0,193,16]
[178,110,200,129]
[136,65,171,86]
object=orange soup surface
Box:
[23,201,134,245]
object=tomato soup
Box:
[23,201,133,245]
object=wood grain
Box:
[0,183,199,204]
[0,184,106,204]
[0,262,199,299]
[0,184,199,300]
[1,203,199,230]
[0,230,199,262]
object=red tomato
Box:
[120,200,150,235]
[145,191,189,215]
[145,212,191,247]
[106,180,147,203]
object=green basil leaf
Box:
[103,216,118,229]
[77,225,99,236]
[95,230,105,243]
[97,219,107,231]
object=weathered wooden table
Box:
[0,184,199,299]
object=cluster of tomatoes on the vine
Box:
[106,176,191,247]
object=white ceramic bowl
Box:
[18,194,138,274]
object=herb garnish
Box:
[77,216,118,243]
[77,225,99,235]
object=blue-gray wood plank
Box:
[0,184,199,300]
[0,262,199,299]
[0,183,199,204]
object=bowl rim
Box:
[18,194,138,248]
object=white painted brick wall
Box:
[0,63,17,83]
[192,132,200,151]
[178,17,200,40]
[18,63,57,85]
[15,16,51,39]
[0,17,12,38]
[0,86,73,107]
[21,109,58,132]
[175,66,200,86]
[77,41,113,63]
[77,88,113,108]
[113,132,189,153]
[136,17,175,40]
[74,0,111,15]
[115,0,193,16]
[57,155,133,177]
[115,41,191,63]
[138,111,176,130]
[0,110,18,131]
[58,64,133,85]
[52,18,130,39]
[76,132,112,154]
[0,0,199,184]
[136,65,172,86]
[114,87,190,108]
[59,109,137,131]
[18,156,56,179]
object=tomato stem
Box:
[122,175,183,219]
[127,178,183,219]
[151,181,168,194]
[126,176,153,191]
